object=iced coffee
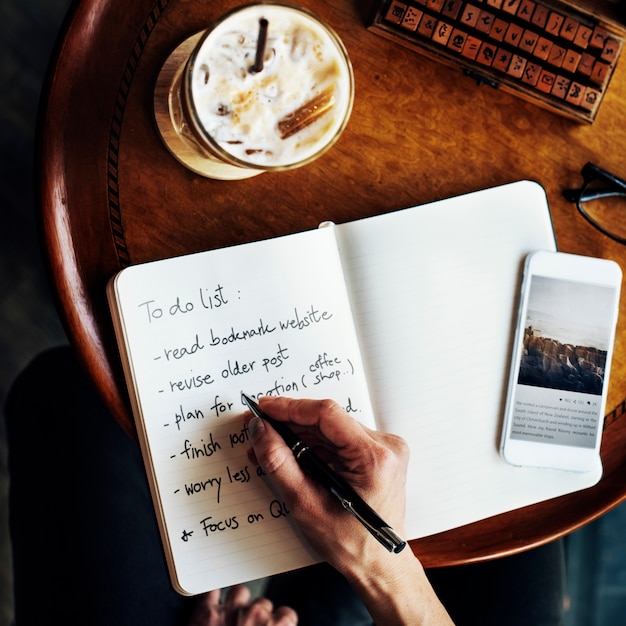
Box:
[154,2,354,180]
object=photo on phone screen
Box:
[509,275,616,450]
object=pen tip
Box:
[241,392,261,415]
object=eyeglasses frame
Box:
[564,162,626,246]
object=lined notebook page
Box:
[335,181,602,540]
[108,227,374,595]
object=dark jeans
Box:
[5,347,565,625]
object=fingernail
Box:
[248,415,265,440]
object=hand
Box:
[189,585,297,626]
[246,397,454,625]
[245,397,410,576]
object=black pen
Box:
[241,392,406,553]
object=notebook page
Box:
[335,181,602,540]
[108,227,374,595]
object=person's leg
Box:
[426,540,566,626]
[5,347,193,626]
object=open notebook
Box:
[107,181,601,595]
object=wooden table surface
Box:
[37,0,626,567]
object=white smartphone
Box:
[501,250,622,472]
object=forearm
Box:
[343,549,454,626]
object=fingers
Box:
[246,410,342,543]
[252,397,410,483]
[188,590,220,626]
[224,583,252,608]
[189,586,297,625]
[272,605,299,625]
[257,396,409,461]
[258,396,368,450]
[247,415,312,498]
[242,598,298,625]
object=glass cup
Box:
[154,2,354,180]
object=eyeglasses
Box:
[563,162,626,245]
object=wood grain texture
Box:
[37,0,626,566]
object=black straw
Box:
[251,18,269,73]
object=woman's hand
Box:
[245,397,409,577]
[245,396,453,626]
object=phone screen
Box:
[509,274,618,450]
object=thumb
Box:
[248,416,307,497]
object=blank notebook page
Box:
[335,181,602,539]
[108,226,375,594]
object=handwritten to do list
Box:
[108,227,375,594]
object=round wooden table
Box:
[37,0,626,566]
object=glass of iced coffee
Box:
[154,2,354,180]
